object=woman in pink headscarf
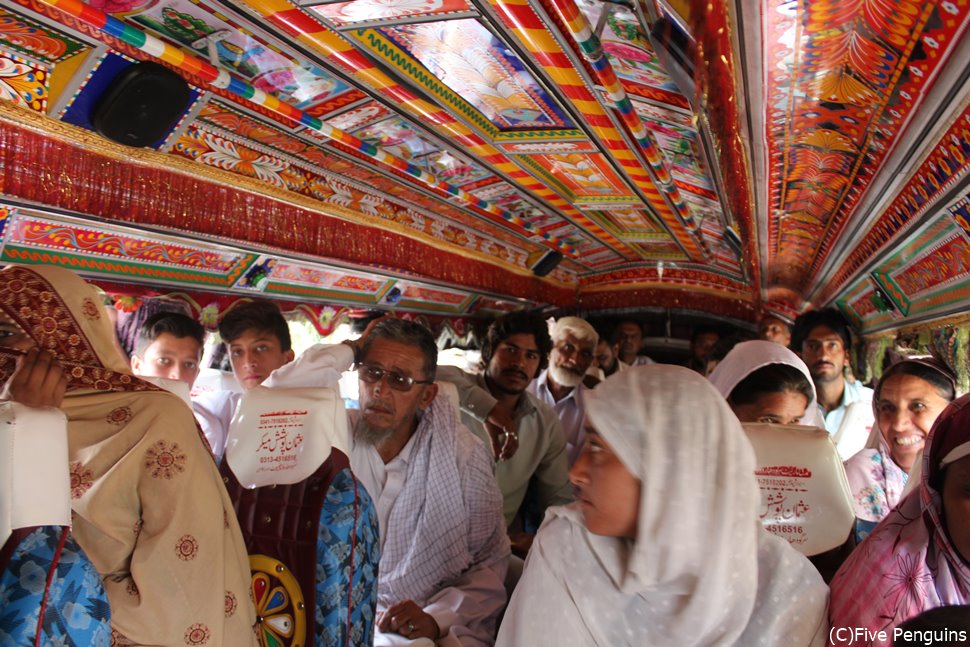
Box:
[828,392,970,645]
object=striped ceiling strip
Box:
[486,0,705,260]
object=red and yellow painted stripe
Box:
[487,0,705,260]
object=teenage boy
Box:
[193,300,294,460]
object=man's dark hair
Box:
[218,299,291,352]
[791,308,853,353]
[358,318,438,381]
[728,364,815,408]
[691,325,722,343]
[133,312,205,358]
[480,311,552,376]
[609,318,643,345]
[706,333,751,367]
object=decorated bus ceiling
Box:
[0,0,969,330]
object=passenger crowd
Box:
[0,264,968,646]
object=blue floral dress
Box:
[315,468,380,647]
[0,526,110,646]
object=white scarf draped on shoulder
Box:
[378,395,508,606]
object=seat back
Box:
[743,423,855,556]
[137,374,192,405]
[0,403,71,545]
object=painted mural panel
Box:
[763,0,970,296]
[0,9,87,63]
[0,49,47,113]
[129,0,354,110]
[372,19,574,131]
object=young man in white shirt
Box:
[793,308,874,456]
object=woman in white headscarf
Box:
[708,339,823,427]
[496,365,829,646]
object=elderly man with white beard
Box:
[527,317,598,467]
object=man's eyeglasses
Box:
[356,363,433,392]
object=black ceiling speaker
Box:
[527,249,563,277]
[92,61,191,148]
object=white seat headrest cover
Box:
[743,423,855,556]
[0,402,71,545]
[226,386,348,489]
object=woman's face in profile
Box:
[943,455,970,563]
[569,428,640,539]
[731,389,808,426]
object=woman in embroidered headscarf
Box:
[843,358,955,540]
[0,265,256,646]
[708,339,822,427]
[497,365,829,646]
[828,392,970,646]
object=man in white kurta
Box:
[348,318,509,647]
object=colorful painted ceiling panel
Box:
[836,197,970,331]
[371,19,575,131]
[0,204,255,287]
[761,0,970,300]
[131,0,357,111]
[578,0,688,106]
[311,0,476,29]
[0,7,87,63]
[0,48,48,113]
[2,0,969,329]
[517,152,637,202]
